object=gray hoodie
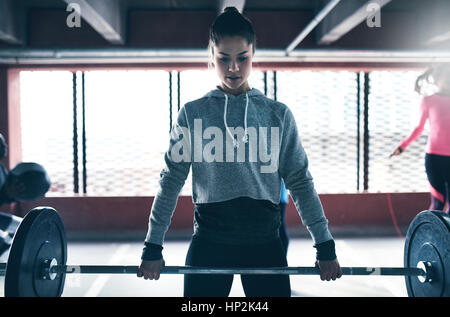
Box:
[145,87,333,246]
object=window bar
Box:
[81,72,87,194]
[177,71,181,112]
[263,71,267,96]
[72,72,79,194]
[273,71,277,101]
[356,72,361,191]
[169,71,173,133]
[363,72,370,191]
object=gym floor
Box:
[0,237,407,297]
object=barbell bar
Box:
[0,259,429,277]
[60,264,428,276]
[0,207,449,297]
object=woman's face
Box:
[212,36,253,95]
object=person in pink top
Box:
[391,64,450,213]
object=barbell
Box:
[0,206,449,297]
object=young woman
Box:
[137,7,342,296]
[391,64,450,212]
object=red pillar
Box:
[0,68,22,170]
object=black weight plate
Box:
[404,210,450,297]
[5,207,67,297]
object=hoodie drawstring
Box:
[223,92,249,148]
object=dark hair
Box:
[7,162,51,201]
[415,67,434,94]
[208,6,256,56]
[415,63,450,95]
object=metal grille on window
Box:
[368,71,429,193]
[20,71,74,195]
[83,70,170,196]
[19,69,434,196]
[276,71,359,193]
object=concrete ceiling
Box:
[0,0,449,65]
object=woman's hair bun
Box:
[209,5,256,55]
[224,6,239,13]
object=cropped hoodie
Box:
[145,87,333,246]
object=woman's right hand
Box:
[390,146,403,157]
[137,259,165,280]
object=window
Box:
[20,71,74,194]
[277,71,358,193]
[368,71,428,193]
[19,68,431,196]
[83,70,170,196]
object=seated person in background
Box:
[0,133,8,197]
[0,133,51,256]
[0,132,10,205]
[0,133,7,161]
[0,162,51,205]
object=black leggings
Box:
[425,153,450,212]
[184,236,291,297]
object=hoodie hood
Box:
[204,87,265,148]
[204,86,265,99]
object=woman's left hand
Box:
[390,146,403,157]
[315,259,343,281]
